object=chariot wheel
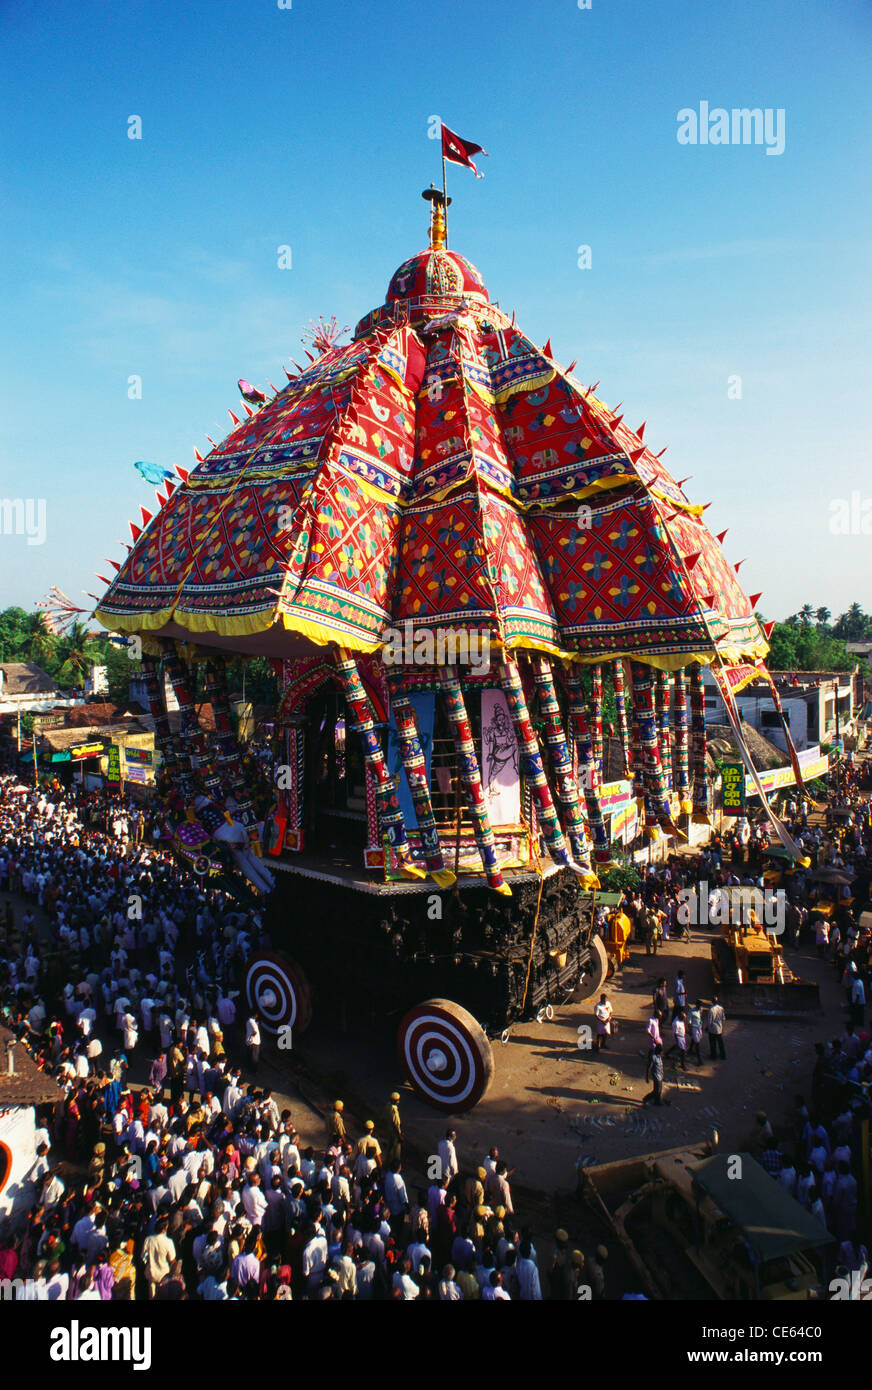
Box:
[574,934,609,1000]
[398,998,494,1113]
[245,951,312,1036]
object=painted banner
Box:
[721,762,745,815]
[125,766,148,785]
[124,747,152,765]
[106,746,121,783]
[481,688,521,826]
[386,692,435,831]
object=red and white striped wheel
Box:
[245,952,312,1036]
[398,998,493,1113]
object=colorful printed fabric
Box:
[529,657,595,874]
[613,658,631,779]
[630,662,674,834]
[590,665,603,772]
[437,670,509,895]
[385,673,455,887]
[95,253,768,672]
[334,648,423,878]
[655,671,673,793]
[689,662,709,822]
[565,670,612,869]
[672,667,692,813]
[499,655,571,869]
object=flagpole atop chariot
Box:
[426,123,488,251]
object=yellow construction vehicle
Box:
[710,893,820,1016]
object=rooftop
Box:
[0,662,58,697]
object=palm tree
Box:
[815,606,831,629]
[834,603,869,642]
[798,603,814,627]
[58,620,94,687]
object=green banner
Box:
[106,745,121,783]
[721,761,745,816]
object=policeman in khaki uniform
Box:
[330,1099,346,1147]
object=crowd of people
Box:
[2,749,872,1301]
[0,774,600,1300]
[590,753,872,1281]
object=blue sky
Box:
[1,0,870,626]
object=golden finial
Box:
[422,185,451,250]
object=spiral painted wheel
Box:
[398,998,494,1113]
[245,952,312,1036]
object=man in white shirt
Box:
[302,1226,328,1292]
[437,1128,459,1181]
[392,1258,420,1299]
[241,1173,268,1226]
[245,1014,261,1072]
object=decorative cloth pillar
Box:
[438,669,510,895]
[565,669,612,872]
[689,662,709,823]
[499,655,571,869]
[672,667,692,813]
[590,664,604,773]
[613,659,631,779]
[334,648,424,879]
[282,722,305,850]
[386,673,455,888]
[140,654,179,779]
[655,671,673,794]
[630,661,673,835]
[529,657,595,875]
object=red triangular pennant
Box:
[748,593,762,608]
[140,507,153,526]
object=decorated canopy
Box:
[95,207,768,675]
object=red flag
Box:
[441,124,488,179]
